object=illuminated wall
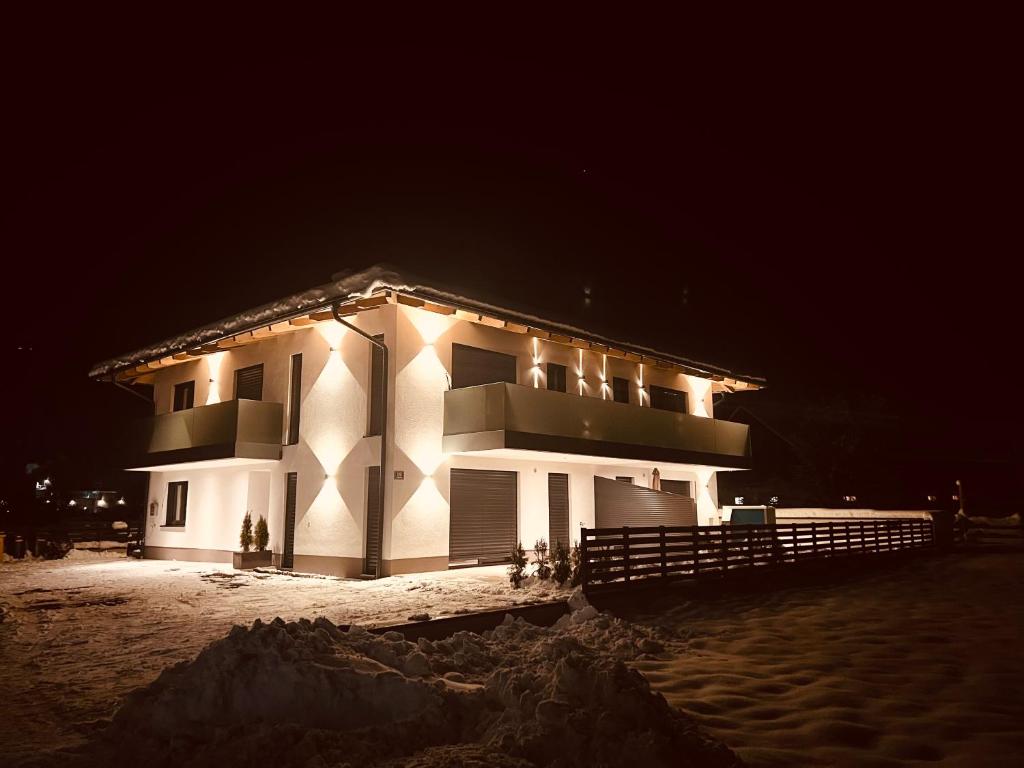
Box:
[143,299,728,574]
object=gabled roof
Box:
[89,265,765,390]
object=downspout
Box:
[331,302,388,579]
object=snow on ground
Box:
[58,595,737,767]
[4,551,1022,766]
[0,557,562,764]
[628,552,1024,767]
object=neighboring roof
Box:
[89,264,765,387]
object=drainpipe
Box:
[331,302,388,579]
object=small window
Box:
[649,384,688,413]
[172,381,195,412]
[165,481,188,527]
[615,476,634,484]
[234,364,264,401]
[287,354,302,445]
[612,377,630,404]
[546,363,567,393]
[368,336,385,437]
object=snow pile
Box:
[64,547,126,561]
[77,595,739,767]
[963,512,1021,528]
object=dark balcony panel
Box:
[442,383,752,469]
[125,399,284,469]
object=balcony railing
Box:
[442,382,751,469]
[125,399,283,469]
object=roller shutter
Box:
[452,344,517,389]
[282,473,297,569]
[449,468,517,564]
[365,467,382,575]
[660,479,693,497]
[548,473,570,549]
[234,364,264,401]
[594,475,697,528]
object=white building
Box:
[90,267,763,577]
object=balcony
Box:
[443,382,751,469]
[125,399,284,470]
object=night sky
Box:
[4,25,1019,507]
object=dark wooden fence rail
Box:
[580,518,934,593]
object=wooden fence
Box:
[580,518,934,593]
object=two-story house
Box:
[89,266,763,577]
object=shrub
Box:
[254,515,269,552]
[239,511,253,553]
[509,542,528,588]
[570,541,582,587]
[552,539,571,585]
[533,538,552,580]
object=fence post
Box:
[792,523,799,562]
[873,520,881,553]
[692,528,701,579]
[898,520,906,551]
[887,520,894,552]
[747,525,755,570]
[580,528,589,591]
[623,527,631,586]
[659,525,667,580]
[829,521,836,557]
[811,522,818,557]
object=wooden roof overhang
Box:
[96,284,764,394]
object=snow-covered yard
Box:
[630,552,1024,767]
[0,556,562,763]
[4,551,1022,766]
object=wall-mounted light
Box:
[117,497,126,505]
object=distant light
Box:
[69,500,77,507]
[117,497,126,505]
[769,496,779,505]
[927,495,937,502]
[734,496,744,505]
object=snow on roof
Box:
[89,264,765,385]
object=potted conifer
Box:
[233,511,272,569]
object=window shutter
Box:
[234,364,264,401]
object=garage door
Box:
[450,468,517,564]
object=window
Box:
[368,336,384,437]
[172,381,195,412]
[612,377,630,404]
[287,354,302,445]
[649,384,688,413]
[165,481,188,527]
[234,364,264,401]
[615,476,634,484]
[546,362,567,393]
[452,344,518,389]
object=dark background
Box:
[3,19,1020,521]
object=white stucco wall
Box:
[141,300,729,572]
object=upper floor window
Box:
[615,476,634,484]
[165,481,188,527]
[286,354,302,445]
[172,381,195,412]
[612,377,630,404]
[649,384,688,414]
[234,364,264,401]
[368,336,384,437]
[546,362,567,393]
[451,343,517,389]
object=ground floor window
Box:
[165,481,188,527]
